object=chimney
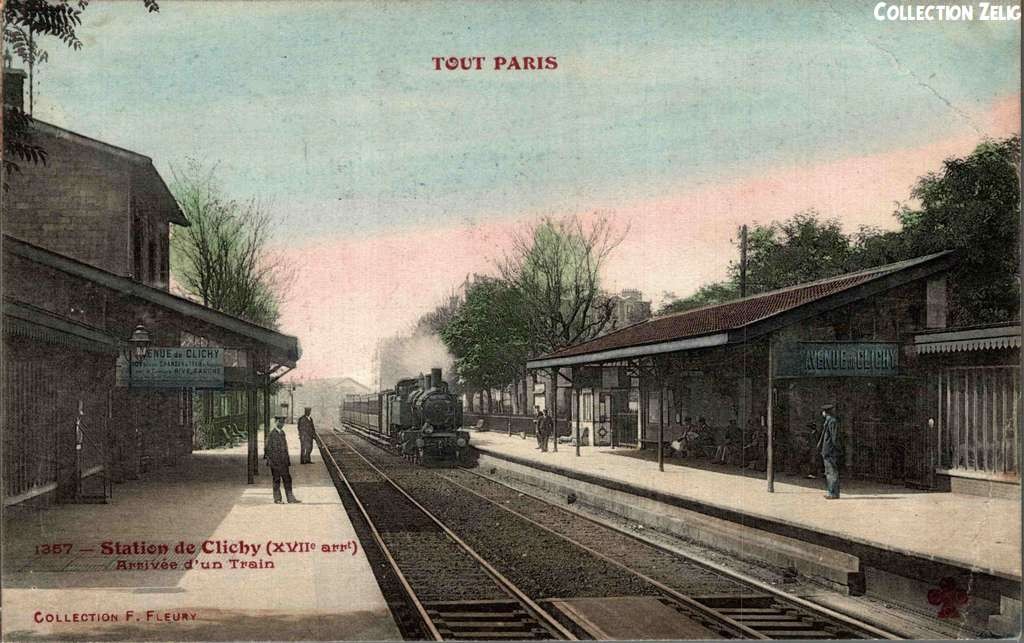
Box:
[431,368,442,389]
[3,57,26,111]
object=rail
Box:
[319,430,577,638]
[450,465,902,640]
[314,432,442,640]
[340,423,905,640]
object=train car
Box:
[341,367,469,462]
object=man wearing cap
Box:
[265,416,301,504]
[817,404,842,499]
[297,407,317,464]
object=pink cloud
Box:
[278,95,1020,382]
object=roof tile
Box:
[546,252,952,360]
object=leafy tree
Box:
[658,213,854,314]
[414,293,462,337]
[658,136,1021,326]
[893,135,1020,324]
[440,278,530,412]
[2,0,159,183]
[658,281,739,315]
[500,215,626,354]
[4,0,158,52]
[729,210,853,292]
[169,160,293,329]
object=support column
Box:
[246,387,257,484]
[658,375,665,472]
[575,387,581,457]
[637,373,646,450]
[263,377,271,445]
[246,391,254,484]
[551,367,559,452]
[767,337,775,493]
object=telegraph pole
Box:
[739,224,748,297]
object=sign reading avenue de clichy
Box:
[775,342,900,378]
[116,347,225,389]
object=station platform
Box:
[469,431,1021,619]
[2,424,401,641]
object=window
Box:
[132,213,143,280]
[581,389,593,422]
[149,240,158,284]
[160,239,169,287]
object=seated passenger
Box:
[744,424,768,471]
[669,438,684,458]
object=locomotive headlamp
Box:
[456,438,467,448]
[423,426,434,435]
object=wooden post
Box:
[551,367,558,452]
[638,374,646,450]
[658,375,665,472]
[263,377,271,447]
[767,338,775,493]
[246,387,255,484]
[575,387,581,457]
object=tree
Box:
[658,281,739,315]
[501,215,627,354]
[658,136,1021,326]
[893,135,1020,324]
[169,160,293,329]
[414,293,462,337]
[2,1,159,184]
[440,278,530,413]
[658,212,853,315]
[730,210,853,292]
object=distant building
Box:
[603,288,652,334]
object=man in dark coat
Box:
[297,407,316,464]
[817,404,842,499]
[533,407,543,448]
[538,410,552,452]
[265,416,301,504]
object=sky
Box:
[27,0,1020,385]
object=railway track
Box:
[318,431,577,640]
[325,425,902,640]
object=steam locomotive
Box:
[340,368,469,462]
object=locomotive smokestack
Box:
[431,368,442,389]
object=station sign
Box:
[116,347,224,389]
[775,342,899,378]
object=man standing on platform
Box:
[818,404,842,499]
[298,407,316,464]
[265,416,301,504]
[538,409,552,452]
[533,407,543,448]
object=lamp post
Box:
[288,382,299,424]
[122,324,150,481]
[124,324,152,388]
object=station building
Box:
[527,252,1021,497]
[2,67,298,506]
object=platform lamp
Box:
[124,324,152,389]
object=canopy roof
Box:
[4,234,299,368]
[528,251,957,369]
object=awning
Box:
[914,325,1022,355]
[3,300,120,355]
